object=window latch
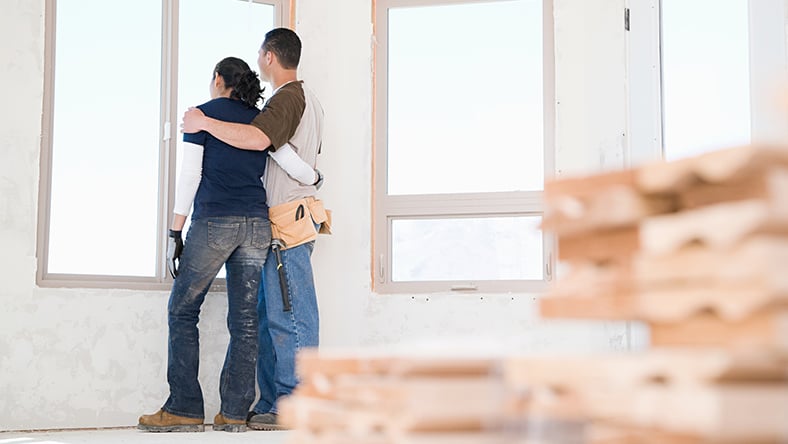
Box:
[624,8,630,31]
[450,284,477,292]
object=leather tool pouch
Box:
[269,197,331,250]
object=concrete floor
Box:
[0,428,289,444]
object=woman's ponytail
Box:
[214,57,265,109]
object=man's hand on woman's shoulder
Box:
[181,107,207,134]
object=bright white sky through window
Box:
[387,0,544,195]
[662,0,751,160]
[49,0,162,276]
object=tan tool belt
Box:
[268,197,332,250]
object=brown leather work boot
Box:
[138,409,204,432]
[213,412,247,432]
[247,412,287,431]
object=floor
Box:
[0,428,288,444]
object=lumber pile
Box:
[503,349,788,443]
[541,145,788,348]
[278,350,512,444]
[520,144,788,442]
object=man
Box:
[182,27,325,431]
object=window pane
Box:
[48,0,162,276]
[178,0,276,278]
[178,0,275,121]
[391,216,543,281]
[662,0,751,160]
[387,0,544,195]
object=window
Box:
[659,0,787,160]
[374,0,555,293]
[38,0,289,288]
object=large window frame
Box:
[37,0,291,289]
[373,0,556,294]
[626,0,788,164]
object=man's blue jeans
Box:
[253,240,319,415]
[163,216,271,421]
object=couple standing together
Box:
[139,27,326,433]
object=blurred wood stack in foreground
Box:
[521,144,788,442]
[279,350,513,444]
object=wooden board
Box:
[539,292,636,320]
[637,145,788,194]
[558,227,639,262]
[650,308,788,350]
[284,431,513,444]
[586,423,784,444]
[281,376,506,433]
[585,384,788,440]
[504,384,788,441]
[539,280,788,323]
[633,236,788,285]
[543,187,674,237]
[503,349,788,391]
[297,350,499,379]
[639,199,788,256]
[677,167,788,209]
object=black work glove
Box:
[166,229,184,278]
[313,168,324,190]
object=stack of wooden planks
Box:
[278,350,513,444]
[520,144,788,442]
[503,348,788,443]
[541,145,788,349]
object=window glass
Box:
[48,0,162,275]
[387,0,544,195]
[662,0,751,160]
[391,216,544,281]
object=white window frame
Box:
[626,0,788,165]
[373,0,556,294]
[37,0,290,290]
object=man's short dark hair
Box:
[262,28,301,70]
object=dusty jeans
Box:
[163,216,271,421]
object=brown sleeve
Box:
[251,84,306,151]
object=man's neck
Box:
[271,70,299,91]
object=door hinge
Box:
[624,8,630,31]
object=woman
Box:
[139,57,316,434]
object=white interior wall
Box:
[3,0,785,432]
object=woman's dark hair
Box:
[261,28,301,70]
[214,57,265,109]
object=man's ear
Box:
[213,72,222,88]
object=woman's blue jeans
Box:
[253,240,319,415]
[163,216,271,421]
